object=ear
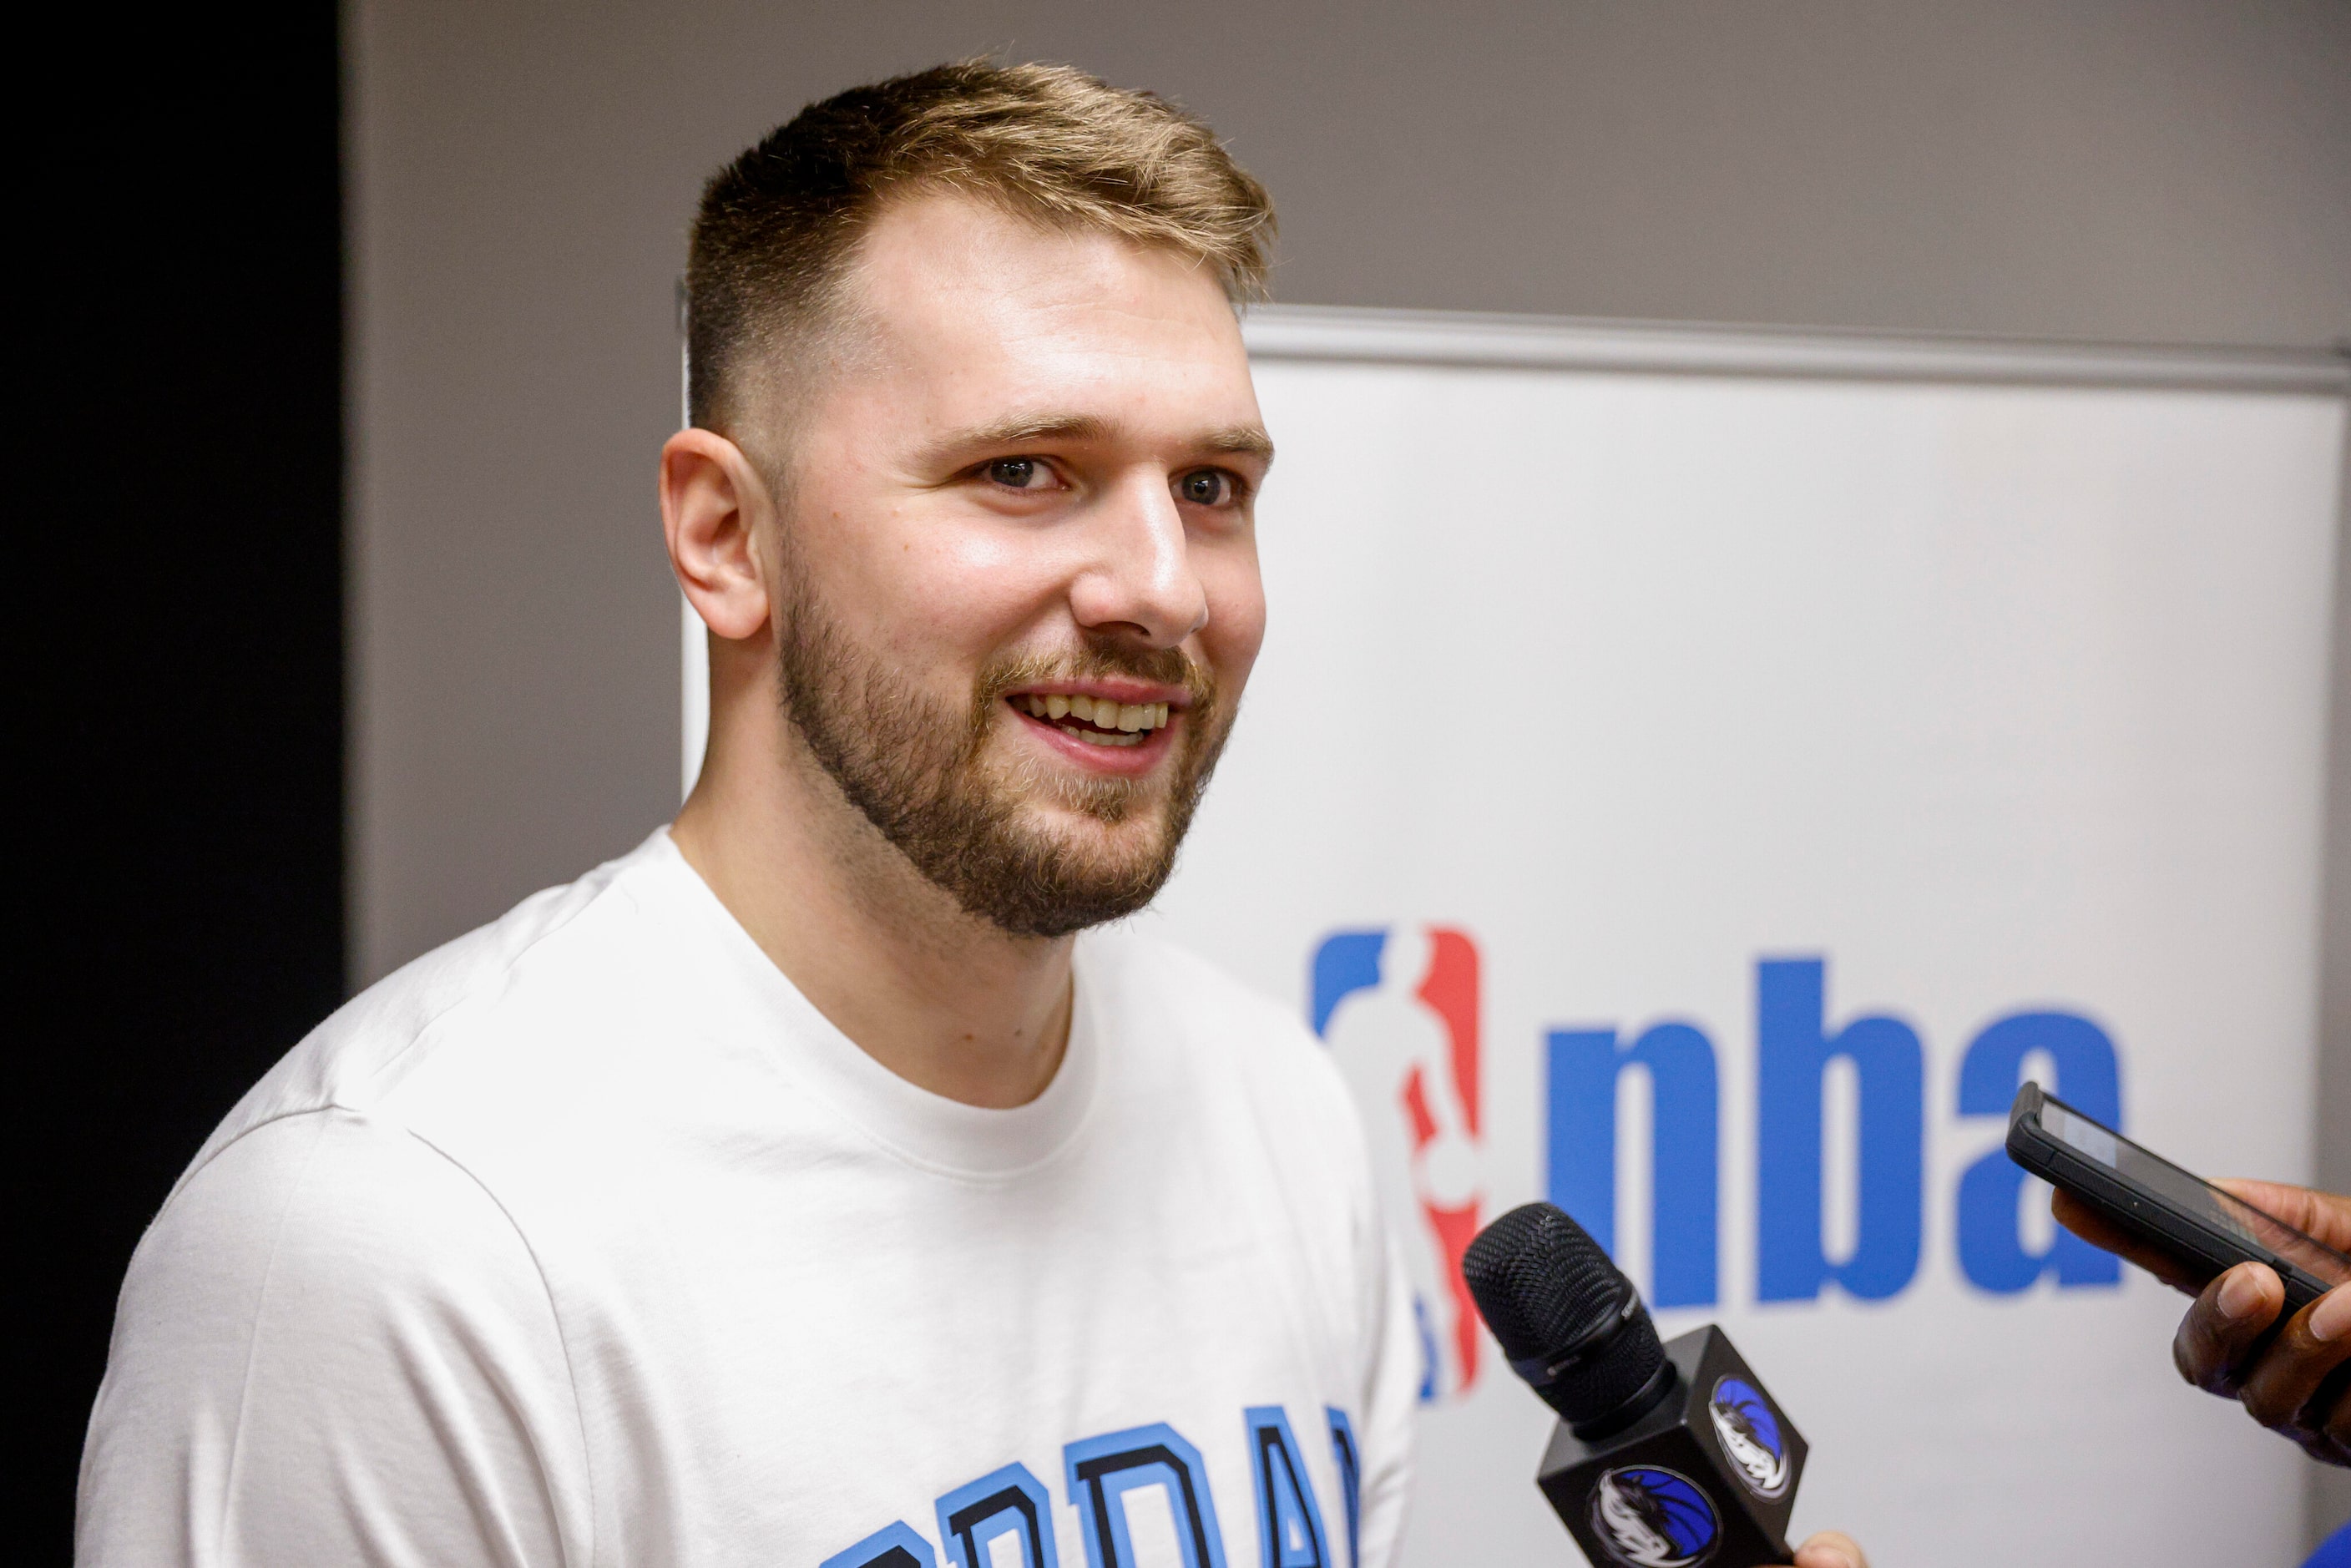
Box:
[661,427,774,641]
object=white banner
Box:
[676,309,2346,1567]
[1140,311,2348,1568]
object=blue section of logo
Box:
[1064,1423,1230,1568]
[1954,1012,2124,1293]
[1310,930,1387,1038]
[1588,1466,1718,1568]
[937,1463,1058,1568]
[1706,1377,1791,1501]
[823,1520,941,1568]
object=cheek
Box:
[1197,541,1267,688]
[852,513,1069,661]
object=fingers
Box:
[1792,1530,1868,1568]
[2173,1262,2285,1394]
[2313,1363,2350,1465]
[2212,1180,2351,1254]
[2050,1189,2208,1292]
[2051,1176,2351,1462]
[2234,1283,2351,1462]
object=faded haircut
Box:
[685,59,1276,444]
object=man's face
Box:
[764,193,1271,937]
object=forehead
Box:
[827,191,1261,438]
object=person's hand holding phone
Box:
[2055,1180,2351,1464]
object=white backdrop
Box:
[682,310,2348,1567]
[1150,311,2346,1568]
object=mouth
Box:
[1005,691,1175,750]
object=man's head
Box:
[687,61,1274,449]
[665,63,1277,938]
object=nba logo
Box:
[1311,926,1485,1402]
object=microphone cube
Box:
[1534,1324,1808,1568]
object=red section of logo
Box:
[1416,929,1481,1137]
[1410,928,1482,1392]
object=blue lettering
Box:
[1064,1424,1230,1568]
[937,1464,1058,1568]
[825,1522,940,1568]
[1244,1408,1328,1568]
[1324,1409,1360,1568]
[1546,1022,1721,1307]
[1954,1012,2124,1292]
[1757,958,1924,1302]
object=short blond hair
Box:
[686,60,1276,438]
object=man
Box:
[79,62,1871,1568]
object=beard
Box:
[775,565,1231,939]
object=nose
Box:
[1066,470,1210,647]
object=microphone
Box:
[1464,1202,1808,1568]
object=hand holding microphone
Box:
[1464,1201,1868,1568]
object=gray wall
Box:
[350,0,2350,1540]
[2319,427,2351,1542]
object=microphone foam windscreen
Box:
[1463,1201,1666,1427]
[1463,1201,1626,1361]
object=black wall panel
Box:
[24,12,346,1558]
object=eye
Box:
[1174,468,1237,507]
[985,457,1054,491]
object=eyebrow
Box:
[927,413,1276,467]
[1200,424,1277,463]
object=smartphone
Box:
[2005,1081,2350,1313]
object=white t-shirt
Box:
[77,831,1419,1568]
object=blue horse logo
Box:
[1707,1377,1791,1501]
[1587,1465,1718,1568]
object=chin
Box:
[1029,811,1174,873]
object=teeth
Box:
[1014,692,1176,739]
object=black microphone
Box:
[1464,1202,1808,1568]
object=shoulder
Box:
[91,1106,569,1474]
[174,832,685,1201]
[83,1106,588,1563]
[120,1106,554,1336]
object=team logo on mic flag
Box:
[1311,926,1485,1403]
[1588,1465,1719,1568]
[1706,1378,1791,1501]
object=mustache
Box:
[976,640,1215,707]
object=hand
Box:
[2052,1179,2351,1465]
[1792,1530,1868,1568]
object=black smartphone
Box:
[2005,1081,2350,1313]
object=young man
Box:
[80,63,1871,1568]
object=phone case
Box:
[2004,1082,2337,1314]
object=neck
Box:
[672,666,1074,1110]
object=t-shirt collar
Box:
[635,827,1104,1181]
